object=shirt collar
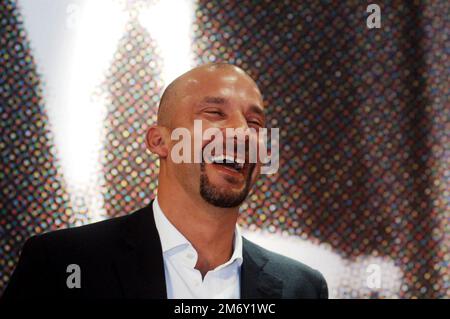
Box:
[152,196,243,267]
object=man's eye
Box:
[248,120,263,126]
[205,110,224,116]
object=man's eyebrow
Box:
[202,96,226,104]
[200,97,265,118]
[248,104,265,118]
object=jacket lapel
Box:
[113,202,167,298]
[241,237,283,298]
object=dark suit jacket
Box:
[2,202,328,299]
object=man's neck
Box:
[157,182,239,277]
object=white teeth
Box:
[210,155,235,163]
[206,154,245,171]
[224,155,235,163]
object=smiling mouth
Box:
[208,155,244,172]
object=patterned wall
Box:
[0,0,73,293]
[99,13,164,217]
[191,0,449,298]
[0,0,448,298]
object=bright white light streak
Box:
[138,0,196,86]
[23,0,195,221]
[62,0,127,220]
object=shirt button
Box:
[186,252,194,259]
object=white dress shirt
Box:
[152,197,243,299]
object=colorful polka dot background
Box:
[99,15,164,218]
[1,0,448,298]
[1,0,78,295]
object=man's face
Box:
[166,67,265,208]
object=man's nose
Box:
[220,123,253,153]
[220,126,252,143]
[221,113,251,136]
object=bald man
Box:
[3,64,328,299]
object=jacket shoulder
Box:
[2,205,153,299]
[22,205,152,261]
[243,237,328,298]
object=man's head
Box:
[146,63,265,208]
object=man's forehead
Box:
[180,70,263,106]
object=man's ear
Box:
[146,126,169,158]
